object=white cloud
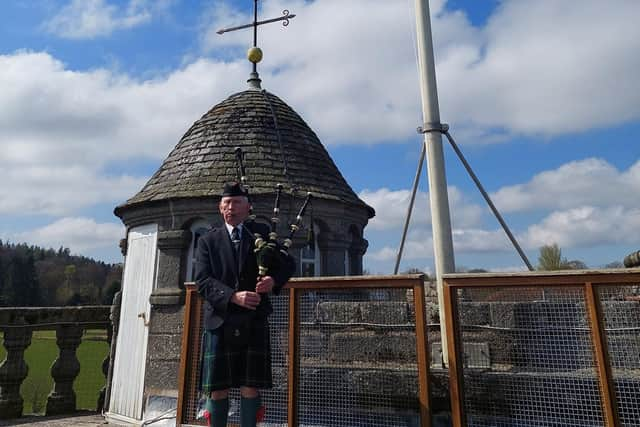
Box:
[360,188,427,231]
[368,246,399,262]
[0,165,146,216]
[201,0,424,144]
[436,0,640,137]
[522,206,640,249]
[0,51,246,215]
[45,0,154,39]
[488,157,640,250]
[367,226,511,263]
[364,154,640,271]
[0,52,246,163]
[3,0,640,267]
[5,0,640,214]
[492,158,640,213]
[15,217,124,253]
[453,228,511,253]
[359,186,483,231]
[196,0,640,143]
[200,2,253,50]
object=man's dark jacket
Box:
[195,221,294,330]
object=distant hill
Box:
[0,241,122,307]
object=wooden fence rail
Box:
[443,269,640,427]
[177,274,431,427]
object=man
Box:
[196,182,294,427]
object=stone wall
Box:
[276,283,450,418]
[457,299,640,370]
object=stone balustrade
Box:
[0,306,112,419]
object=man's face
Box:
[219,195,251,226]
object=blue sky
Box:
[1,0,639,274]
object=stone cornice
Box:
[157,230,191,250]
[150,287,185,306]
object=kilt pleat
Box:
[200,317,272,393]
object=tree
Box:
[0,242,121,306]
[604,261,624,269]
[55,264,78,305]
[5,248,41,306]
[537,243,587,271]
[537,243,567,271]
[0,244,6,306]
[565,259,588,270]
[103,280,121,305]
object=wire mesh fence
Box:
[178,275,430,427]
[179,285,289,426]
[444,271,640,427]
[295,289,421,426]
[180,289,206,426]
[597,285,640,426]
[455,286,604,427]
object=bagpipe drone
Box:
[234,147,312,277]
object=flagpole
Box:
[414,0,455,365]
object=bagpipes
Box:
[234,147,312,276]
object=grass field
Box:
[0,330,109,415]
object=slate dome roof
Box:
[116,89,374,218]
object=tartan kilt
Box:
[200,316,272,393]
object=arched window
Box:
[300,222,320,277]
[346,225,361,276]
[185,220,211,282]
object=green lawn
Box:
[0,330,109,414]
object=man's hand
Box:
[231,291,261,310]
[255,276,275,294]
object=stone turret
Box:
[115,88,374,287]
[108,86,374,423]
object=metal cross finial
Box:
[216,0,295,86]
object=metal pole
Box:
[443,131,534,271]
[394,143,426,274]
[414,0,455,364]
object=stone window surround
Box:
[185,219,211,282]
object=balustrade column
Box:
[46,325,82,415]
[0,327,32,418]
[97,321,113,411]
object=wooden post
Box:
[443,281,465,427]
[176,284,197,425]
[287,287,300,427]
[413,281,432,427]
[584,282,620,426]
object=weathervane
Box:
[217,0,296,88]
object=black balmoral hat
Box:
[221,182,247,197]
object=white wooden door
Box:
[108,223,158,423]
